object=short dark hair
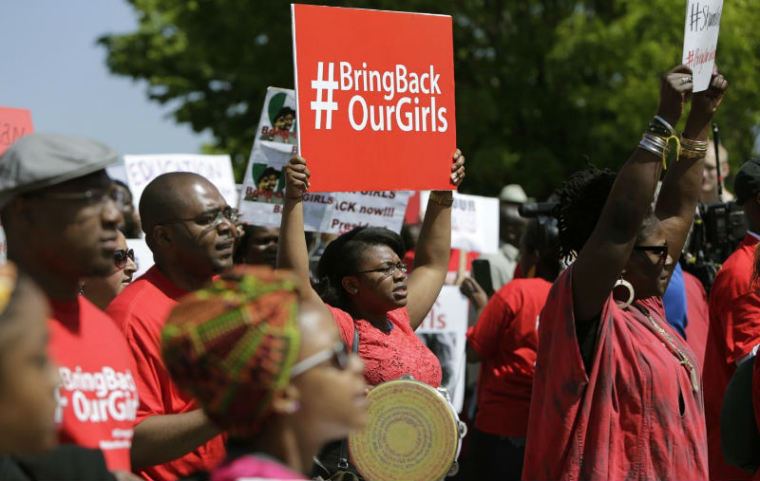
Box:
[554,168,617,262]
[521,216,561,280]
[274,107,296,123]
[555,167,655,262]
[316,226,405,310]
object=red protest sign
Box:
[0,107,34,156]
[292,4,456,192]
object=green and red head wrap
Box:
[161,266,301,436]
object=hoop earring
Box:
[614,278,635,310]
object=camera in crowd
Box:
[683,200,748,292]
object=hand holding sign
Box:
[657,65,695,127]
[284,156,311,200]
[685,71,728,138]
[450,149,466,187]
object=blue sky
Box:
[0,0,212,155]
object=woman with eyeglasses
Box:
[81,230,137,310]
[278,152,464,478]
[279,152,464,387]
[161,266,367,481]
[521,67,727,480]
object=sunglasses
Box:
[114,249,135,270]
[290,341,350,377]
[633,243,669,263]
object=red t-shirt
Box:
[328,305,442,387]
[107,266,226,480]
[523,266,708,480]
[49,296,137,471]
[467,277,550,437]
[704,234,760,481]
[683,270,710,374]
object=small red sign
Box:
[0,107,34,156]
[292,4,456,192]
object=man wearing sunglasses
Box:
[0,133,138,477]
[107,172,239,480]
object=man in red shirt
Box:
[704,157,760,481]
[0,133,138,475]
[108,172,238,480]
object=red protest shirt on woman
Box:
[704,233,760,481]
[328,306,442,387]
[522,265,708,481]
[466,277,551,438]
[49,296,138,472]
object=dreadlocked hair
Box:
[554,167,618,262]
[316,226,406,312]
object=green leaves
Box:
[100,0,760,196]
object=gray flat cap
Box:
[0,133,119,208]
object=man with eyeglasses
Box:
[0,133,139,477]
[107,172,239,480]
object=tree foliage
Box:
[100,0,760,198]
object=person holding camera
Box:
[702,157,760,481]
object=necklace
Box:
[634,303,699,393]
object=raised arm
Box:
[406,150,465,329]
[276,156,325,305]
[656,72,728,260]
[572,66,693,322]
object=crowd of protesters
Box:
[6,61,760,481]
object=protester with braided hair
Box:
[161,266,367,481]
[522,66,728,480]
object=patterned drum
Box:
[348,377,466,481]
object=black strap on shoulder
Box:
[352,322,360,354]
[337,323,360,470]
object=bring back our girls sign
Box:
[291,4,456,192]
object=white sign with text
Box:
[420,191,499,254]
[416,286,469,412]
[124,154,238,208]
[682,0,723,92]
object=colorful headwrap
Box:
[161,266,301,436]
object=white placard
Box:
[420,191,499,254]
[682,0,723,92]
[126,238,154,280]
[124,154,238,208]
[416,286,469,412]
[316,191,411,234]
[238,87,411,234]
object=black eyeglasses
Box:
[355,262,408,277]
[159,206,241,228]
[633,243,669,263]
[114,249,135,270]
[290,341,350,377]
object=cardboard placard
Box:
[682,0,723,92]
[238,87,412,234]
[124,154,238,208]
[420,191,500,254]
[0,107,34,157]
[416,286,469,412]
[291,4,456,192]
